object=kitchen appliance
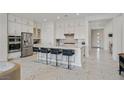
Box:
[21,32,33,57]
[8,36,21,53]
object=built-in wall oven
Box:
[8,36,21,53]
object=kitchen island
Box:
[33,45,85,67]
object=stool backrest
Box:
[62,49,75,56]
[50,49,62,54]
[40,48,50,53]
[33,47,40,52]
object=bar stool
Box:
[62,49,75,69]
[33,47,41,61]
[50,48,62,66]
[40,48,50,65]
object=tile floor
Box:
[9,49,124,80]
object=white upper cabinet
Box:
[8,21,16,35]
[15,23,22,36]
[55,20,87,39]
[22,25,27,32]
[8,14,35,36]
[64,22,69,34]
[27,25,33,33]
[15,16,22,23]
[22,18,28,25]
[8,15,16,22]
[8,22,22,36]
[55,22,65,39]
[64,21,75,34]
[28,21,34,26]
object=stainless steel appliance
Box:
[8,36,21,53]
[21,32,33,57]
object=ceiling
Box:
[89,19,112,29]
[10,13,119,23]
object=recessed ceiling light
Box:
[57,16,60,19]
[43,18,47,22]
[76,13,80,16]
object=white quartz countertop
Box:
[34,44,85,50]
[0,62,15,73]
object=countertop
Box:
[33,44,85,50]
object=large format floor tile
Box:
[9,49,124,80]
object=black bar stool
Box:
[40,48,50,65]
[33,47,41,61]
[62,49,75,69]
[50,48,62,66]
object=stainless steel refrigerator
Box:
[21,32,33,57]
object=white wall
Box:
[8,14,35,36]
[0,14,8,61]
[112,15,123,61]
[104,21,113,50]
[102,14,124,61]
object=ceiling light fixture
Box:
[43,18,47,22]
[57,16,60,19]
[76,13,80,16]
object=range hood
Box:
[64,33,74,36]
[64,33,75,45]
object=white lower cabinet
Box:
[8,52,21,59]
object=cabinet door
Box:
[15,23,21,36]
[22,25,27,32]
[16,16,22,23]
[28,21,34,26]
[74,26,85,39]
[56,22,65,39]
[27,26,33,33]
[8,15,16,22]
[29,26,33,33]
[8,22,16,36]
[22,18,28,25]
[64,22,69,34]
[56,23,60,38]
[68,22,74,33]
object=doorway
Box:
[91,29,104,49]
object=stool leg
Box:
[119,65,121,75]
[56,54,58,66]
[68,56,70,69]
[37,51,39,62]
[46,53,48,65]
